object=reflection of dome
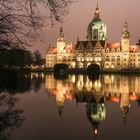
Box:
[87,4,107,41]
[90,104,106,123]
[86,99,106,136]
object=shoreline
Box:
[1,68,140,75]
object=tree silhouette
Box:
[33,50,43,66]
[0,93,24,140]
[0,0,76,48]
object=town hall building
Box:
[46,5,140,70]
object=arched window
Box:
[111,56,115,61]
[117,48,120,52]
[106,56,109,61]
[92,29,98,40]
[77,54,84,62]
[86,54,93,61]
[124,58,127,61]
[105,63,109,68]
[117,56,120,61]
[106,48,109,52]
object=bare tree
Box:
[0,93,24,140]
[0,0,75,48]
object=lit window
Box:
[117,56,120,61]
[106,56,109,61]
[111,56,115,61]
[63,56,66,60]
[106,48,109,52]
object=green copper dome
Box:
[86,5,107,41]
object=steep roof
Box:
[76,41,105,50]
[106,43,120,49]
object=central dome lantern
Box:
[86,4,107,41]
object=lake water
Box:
[1,73,140,140]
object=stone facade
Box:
[46,5,140,70]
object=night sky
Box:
[34,0,140,57]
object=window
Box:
[64,56,66,59]
[105,63,109,68]
[112,49,115,52]
[124,58,127,61]
[117,48,120,52]
[117,56,120,61]
[72,56,75,61]
[77,55,84,62]
[86,54,93,61]
[93,29,98,40]
[111,56,115,61]
[106,56,109,61]
[106,48,109,52]
[68,56,71,60]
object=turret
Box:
[58,26,65,41]
[121,22,130,52]
[57,26,66,53]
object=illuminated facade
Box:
[46,5,140,70]
[46,27,76,68]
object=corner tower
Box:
[121,22,130,52]
[121,22,130,69]
[57,26,66,53]
[86,4,107,41]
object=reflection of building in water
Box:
[45,74,74,116]
[45,74,140,125]
[75,75,103,94]
[45,74,56,93]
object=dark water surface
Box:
[1,73,140,140]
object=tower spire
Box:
[122,21,130,38]
[94,3,100,18]
[58,25,65,41]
